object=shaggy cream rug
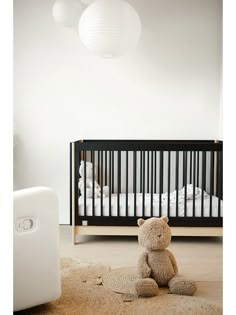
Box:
[16,258,222,315]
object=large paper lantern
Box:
[78,0,142,57]
[52,0,84,28]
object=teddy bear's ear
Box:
[137,218,145,226]
[161,216,169,223]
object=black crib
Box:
[70,140,223,243]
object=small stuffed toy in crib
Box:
[136,216,197,297]
[79,161,109,198]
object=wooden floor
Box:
[59,225,223,307]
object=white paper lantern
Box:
[52,0,84,28]
[78,0,142,57]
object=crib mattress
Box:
[78,192,223,218]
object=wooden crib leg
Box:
[72,225,78,245]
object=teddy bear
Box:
[135,216,197,297]
[79,161,109,198]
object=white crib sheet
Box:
[78,192,223,218]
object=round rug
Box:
[102,266,170,297]
[16,258,222,315]
[102,266,139,294]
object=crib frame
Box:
[70,140,223,244]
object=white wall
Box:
[14,0,222,223]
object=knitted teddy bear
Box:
[135,216,197,297]
[79,161,109,198]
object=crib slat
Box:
[117,151,121,216]
[84,151,87,216]
[184,151,187,217]
[159,151,164,217]
[75,148,80,222]
[109,150,112,216]
[167,151,171,216]
[92,151,95,216]
[142,151,146,216]
[190,151,192,184]
[201,151,206,217]
[209,151,214,217]
[98,151,100,184]
[154,151,157,193]
[119,151,122,194]
[112,151,114,193]
[151,151,154,216]
[147,151,150,193]
[105,150,107,186]
[203,151,206,191]
[220,150,222,198]
[218,151,222,217]
[126,151,129,216]
[140,151,143,193]
[101,150,103,216]
[70,143,73,225]
[133,151,137,216]
[175,151,179,216]
[192,151,196,216]
[197,151,199,187]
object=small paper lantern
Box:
[52,0,83,28]
[78,0,142,57]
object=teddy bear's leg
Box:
[135,278,159,297]
[168,275,197,296]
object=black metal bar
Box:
[190,151,192,184]
[203,151,206,191]
[201,151,206,217]
[197,151,199,187]
[218,151,222,216]
[126,151,129,216]
[77,215,223,227]
[209,151,214,217]
[147,151,150,193]
[167,151,171,216]
[154,151,157,193]
[112,151,114,193]
[97,150,100,184]
[100,150,103,216]
[159,151,164,216]
[142,151,146,216]
[133,151,137,216]
[140,151,142,193]
[175,151,179,216]
[184,151,187,217]
[75,147,80,226]
[92,151,95,216]
[70,143,72,225]
[105,150,107,186]
[117,151,121,216]
[84,151,87,215]
[192,151,196,217]
[109,150,112,216]
[220,150,223,201]
[75,140,222,152]
[119,152,122,194]
[151,151,154,216]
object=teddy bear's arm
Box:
[137,252,151,278]
[167,250,178,274]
